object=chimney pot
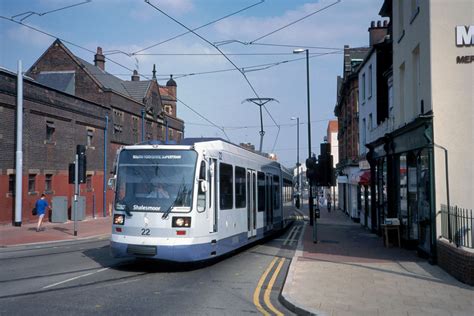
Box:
[94,46,105,71]
[371,21,375,28]
[383,20,388,27]
[131,70,140,81]
[377,21,382,27]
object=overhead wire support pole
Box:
[243,98,278,153]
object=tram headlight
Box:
[172,217,191,228]
[113,214,125,225]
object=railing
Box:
[440,204,473,248]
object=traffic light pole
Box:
[74,154,79,236]
[304,49,314,227]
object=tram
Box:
[109,138,294,262]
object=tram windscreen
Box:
[114,149,197,213]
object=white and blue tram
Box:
[110,138,294,262]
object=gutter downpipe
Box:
[14,60,23,226]
[103,114,108,217]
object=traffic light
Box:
[316,143,335,187]
[77,145,87,184]
[305,156,317,184]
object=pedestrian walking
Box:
[327,193,331,212]
[35,194,50,232]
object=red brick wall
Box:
[437,239,474,286]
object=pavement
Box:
[1,209,473,316]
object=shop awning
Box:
[358,170,371,186]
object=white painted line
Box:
[42,267,109,289]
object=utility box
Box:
[71,196,86,221]
[51,196,68,223]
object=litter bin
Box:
[51,196,68,223]
[71,196,85,221]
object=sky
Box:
[0,0,383,168]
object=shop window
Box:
[45,174,53,192]
[235,166,246,208]
[219,163,233,210]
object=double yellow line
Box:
[253,257,286,316]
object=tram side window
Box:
[273,175,280,209]
[258,172,265,212]
[235,166,246,208]
[219,163,233,210]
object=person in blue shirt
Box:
[35,194,50,232]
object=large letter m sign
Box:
[456,25,473,47]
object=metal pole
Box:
[305,49,314,226]
[74,154,79,236]
[141,108,145,142]
[444,148,450,242]
[14,60,23,226]
[297,117,300,193]
[165,118,169,144]
[258,105,265,152]
[103,114,108,217]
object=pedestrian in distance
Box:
[327,193,331,212]
[35,194,50,232]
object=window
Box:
[235,166,246,208]
[8,174,15,194]
[398,1,405,41]
[361,73,366,100]
[219,163,233,210]
[258,172,265,212]
[410,0,420,23]
[368,65,373,98]
[113,110,124,135]
[169,129,174,141]
[399,63,406,122]
[132,116,139,143]
[369,114,373,130]
[164,105,172,115]
[28,174,36,193]
[273,175,280,209]
[46,121,55,141]
[45,174,53,192]
[86,175,92,191]
[87,129,94,147]
[362,118,366,148]
[412,45,420,116]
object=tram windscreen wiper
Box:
[161,181,186,219]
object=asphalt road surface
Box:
[0,221,304,315]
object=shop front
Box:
[367,116,435,259]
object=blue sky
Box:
[0,0,383,167]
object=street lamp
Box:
[293,48,314,226]
[291,117,301,202]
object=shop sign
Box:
[455,25,473,64]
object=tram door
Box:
[247,170,257,238]
[209,159,218,233]
[266,175,273,230]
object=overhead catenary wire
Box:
[249,0,342,44]
[11,0,91,22]
[144,0,281,151]
[130,0,265,55]
[0,15,230,143]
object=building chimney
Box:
[131,70,140,81]
[368,20,388,46]
[94,47,105,71]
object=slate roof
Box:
[36,72,75,95]
[77,57,151,102]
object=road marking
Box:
[42,267,109,289]
[263,257,285,316]
[253,257,277,316]
[283,225,297,245]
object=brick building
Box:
[334,45,369,220]
[0,39,184,225]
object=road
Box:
[0,220,304,315]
